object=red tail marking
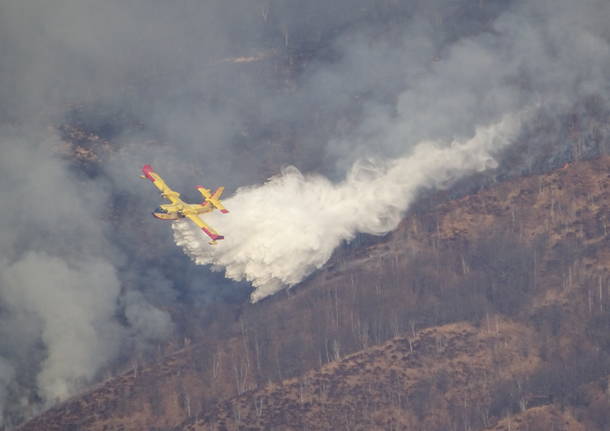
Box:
[142,164,156,182]
[201,227,223,241]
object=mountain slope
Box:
[180,321,538,430]
[19,156,610,431]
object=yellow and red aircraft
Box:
[141,164,229,245]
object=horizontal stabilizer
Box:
[197,186,229,213]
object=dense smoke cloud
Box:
[0,130,173,424]
[1,253,122,401]
[1,0,609,425]
[174,0,610,301]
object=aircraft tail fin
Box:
[141,164,156,182]
[197,186,229,213]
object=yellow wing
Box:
[185,213,224,244]
[141,164,181,204]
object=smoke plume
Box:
[0,129,173,425]
[1,0,609,425]
[173,0,610,301]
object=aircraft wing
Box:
[185,213,224,244]
[142,165,181,204]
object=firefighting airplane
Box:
[141,164,229,245]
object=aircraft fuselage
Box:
[142,164,227,244]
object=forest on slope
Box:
[19,156,610,431]
[3,1,610,430]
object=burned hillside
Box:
[2,0,610,429]
[17,156,610,431]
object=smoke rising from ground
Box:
[1,253,122,401]
[0,129,174,425]
[0,0,609,425]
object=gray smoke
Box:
[0,0,609,425]
[174,0,610,301]
[0,128,174,425]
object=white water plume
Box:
[173,113,523,302]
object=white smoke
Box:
[0,130,174,424]
[0,252,123,402]
[1,0,608,423]
[173,0,610,303]
[173,113,523,302]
